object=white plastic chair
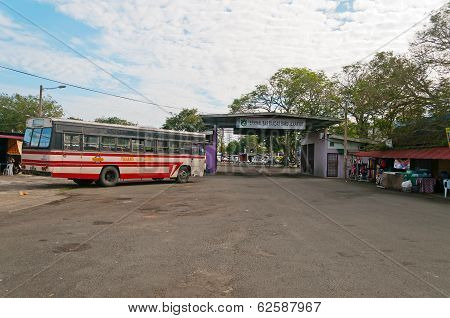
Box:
[444,179,450,199]
[5,163,14,176]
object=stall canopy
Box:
[355,146,450,160]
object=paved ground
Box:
[0,172,449,298]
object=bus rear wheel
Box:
[176,166,190,183]
[73,179,93,186]
[99,166,119,187]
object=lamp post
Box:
[39,85,66,117]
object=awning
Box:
[0,134,23,140]
[354,147,450,160]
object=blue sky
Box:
[0,0,445,126]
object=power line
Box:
[357,1,448,63]
[0,64,177,111]
[0,0,182,114]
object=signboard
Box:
[446,128,450,148]
[236,117,306,130]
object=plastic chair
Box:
[444,179,450,199]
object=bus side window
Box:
[132,139,144,153]
[158,140,169,154]
[169,141,180,154]
[181,142,192,154]
[84,135,100,151]
[192,144,199,155]
[192,143,205,156]
[64,134,81,151]
[101,136,116,152]
[117,138,131,152]
[145,140,156,153]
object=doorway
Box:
[327,153,338,177]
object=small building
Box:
[0,132,23,174]
[300,132,376,178]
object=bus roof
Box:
[46,118,206,137]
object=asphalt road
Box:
[0,173,449,297]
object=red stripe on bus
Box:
[22,160,182,167]
[51,172,170,180]
[22,150,204,159]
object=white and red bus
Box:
[22,118,206,186]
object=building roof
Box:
[201,112,340,131]
[328,134,378,145]
[354,147,450,160]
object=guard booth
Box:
[201,113,340,174]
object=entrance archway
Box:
[201,113,340,175]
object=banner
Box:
[394,159,410,170]
[236,117,306,130]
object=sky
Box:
[0,0,446,127]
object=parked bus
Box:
[21,118,206,186]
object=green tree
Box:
[94,116,137,126]
[239,135,265,154]
[0,93,64,132]
[229,67,339,117]
[409,3,450,118]
[338,52,434,140]
[410,2,450,76]
[162,108,205,132]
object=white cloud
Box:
[1,0,446,126]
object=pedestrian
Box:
[5,156,15,176]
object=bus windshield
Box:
[23,127,52,148]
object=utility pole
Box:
[38,85,66,117]
[343,101,348,180]
[38,85,43,117]
[269,132,273,167]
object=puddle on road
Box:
[53,243,91,253]
[92,220,114,225]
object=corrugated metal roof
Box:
[354,147,450,160]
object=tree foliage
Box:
[229,67,339,117]
[162,108,205,132]
[411,2,450,76]
[94,116,137,126]
[226,140,239,155]
[0,93,64,133]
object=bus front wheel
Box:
[99,166,119,187]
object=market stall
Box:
[354,147,450,194]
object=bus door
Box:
[82,135,101,177]
[191,143,205,176]
[63,133,82,176]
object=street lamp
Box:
[39,85,66,117]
